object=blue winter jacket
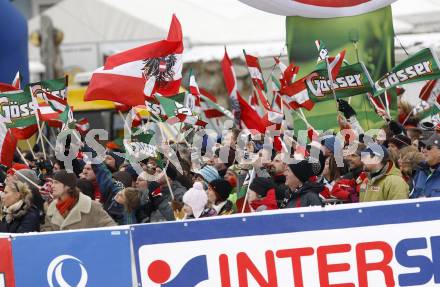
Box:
[411,163,440,198]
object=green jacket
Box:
[359,162,409,202]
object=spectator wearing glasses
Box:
[412,134,440,198]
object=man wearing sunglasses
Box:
[411,133,440,198]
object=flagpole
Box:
[325,57,340,112]
[38,122,47,160]
[11,168,41,190]
[30,85,47,160]
[15,146,29,166]
[156,122,175,201]
[118,110,132,136]
[41,132,55,151]
[26,140,37,159]
[241,168,255,213]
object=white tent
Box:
[27,0,286,71]
[28,0,440,97]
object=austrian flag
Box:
[244,51,266,92]
[85,15,183,106]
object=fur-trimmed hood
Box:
[1,192,34,223]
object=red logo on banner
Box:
[294,0,370,8]
[0,238,15,287]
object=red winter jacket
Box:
[249,189,279,211]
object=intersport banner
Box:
[374,48,440,96]
[131,198,440,287]
[286,6,395,130]
[238,0,397,18]
[12,228,132,287]
[306,62,373,101]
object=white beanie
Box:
[183,182,207,218]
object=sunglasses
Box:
[424,145,438,151]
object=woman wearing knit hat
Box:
[182,182,216,219]
[193,165,221,186]
[41,170,116,231]
[247,177,278,211]
[0,181,40,233]
[283,160,323,208]
[207,179,234,216]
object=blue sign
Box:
[131,199,440,286]
[12,228,132,287]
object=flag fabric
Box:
[199,88,233,119]
[274,57,300,88]
[221,49,242,127]
[75,118,90,135]
[417,79,440,116]
[167,114,207,127]
[0,89,37,128]
[188,71,201,107]
[85,15,183,106]
[374,48,440,96]
[419,79,440,108]
[12,71,21,89]
[237,95,266,133]
[315,48,346,81]
[200,92,234,120]
[0,83,17,93]
[10,125,38,140]
[0,123,17,167]
[29,78,72,124]
[155,94,192,120]
[315,40,329,62]
[244,51,267,92]
[280,76,315,110]
[114,102,131,113]
[305,62,374,102]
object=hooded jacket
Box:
[249,189,278,211]
[0,192,40,233]
[284,182,323,208]
[359,162,409,202]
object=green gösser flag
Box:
[306,62,374,102]
[374,48,440,96]
[0,89,37,128]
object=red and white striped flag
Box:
[186,71,201,113]
[280,77,315,111]
[167,114,207,127]
[85,15,183,106]
[12,71,21,90]
[222,49,266,133]
[244,52,266,92]
[199,88,225,118]
[36,102,61,121]
[75,118,90,134]
[420,79,440,109]
[274,57,299,87]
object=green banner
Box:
[374,48,440,96]
[0,90,37,128]
[155,94,192,118]
[306,62,374,101]
[286,6,395,131]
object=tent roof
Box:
[28,0,285,45]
